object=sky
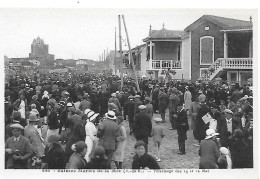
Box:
[1,8,256,61]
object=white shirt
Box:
[226,118,233,133]
[13,135,21,142]
[209,118,217,131]
[85,121,97,141]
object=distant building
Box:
[29,37,55,66]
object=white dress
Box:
[184,91,192,110]
[19,100,26,119]
[84,121,97,162]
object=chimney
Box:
[149,24,152,36]
[249,16,252,22]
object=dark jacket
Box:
[132,153,160,169]
[86,158,110,169]
[217,118,241,148]
[47,110,60,130]
[229,139,247,168]
[158,92,168,109]
[197,104,211,141]
[133,111,152,137]
[176,109,189,140]
[199,139,220,169]
[67,153,87,169]
[43,143,66,169]
[126,100,135,118]
[97,119,119,151]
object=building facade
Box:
[185,15,253,85]
[142,25,191,80]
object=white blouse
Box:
[85,121,97,141]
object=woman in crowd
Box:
[84,109,99,162]
[217,147,232,169]
[86,146,109,169]
[112,116,127,169]
[65,120,85,162]
[132,141,160,169]
[41,134,66,169]
[229,129,247,168]
[199,129,220,169]
[67,141,88,169]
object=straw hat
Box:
[138,105,147,110]
[10,123,24,130]
[224,109,233,114]
[105,111,117,120]
[205,129,219,139]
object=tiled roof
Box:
[143,28,185,42]
[185,15,252,31]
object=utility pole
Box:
[122,15,140,92]
[114,27,117,80]
[118,15,124,90]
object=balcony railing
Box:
[152,60,182,69]
[204,58,253,81]
[219,58,253,69]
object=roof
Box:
[185,15,252,31]
[143,28,185,42]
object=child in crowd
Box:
[217,147,232,169]
[150,118,165,162]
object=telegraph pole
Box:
[118,15,124,90]
[122,15,140,92]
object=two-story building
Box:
[184,15,253,85]
[143,25,191,80]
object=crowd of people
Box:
[4,71,254,169]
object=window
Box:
[200,36,214,65]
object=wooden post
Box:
[122,15,140,92]
[114,27,117,77]
[118,15,124,90]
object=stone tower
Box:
[29,37,54,66]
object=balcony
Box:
[218,58,253,69]
[205,58,253,80]
[152,60,182,69]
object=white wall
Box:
[140,47,149,77]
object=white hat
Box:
[86,110,99,122]
[111,93,116,97]
[84,109,91,115]
[105,110,117,120]
[43,91,49,95]
[64,91,70,95]
[135,95,141,98]
[239,95,248,101]
[116,91,120,94]
[154,118,162,122]
[138,105,147,110]
[205,129,219,139]
[66,103,73,107]
[220,147,229,155]
[224,109,233,114]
